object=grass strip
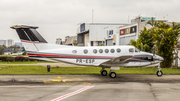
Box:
[0,65,180,75]
[0,61,55,64]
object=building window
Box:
[110,49,115,53]
[105,49,109,53]
[116,48,121,53]
[84,49,88,54]
[99,49,103,53]
[72,50,77,54]
[129,48,134,52]
[93,49,97,54]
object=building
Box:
[7,39,14,47]
[77,16,169,46]
[65,36,77,46]
[56,38,62,45]
[116,23,138,45]
[65,36,70,43]
[117,16,168,45]
[15,42,23,47]
[0,40,6,46]
[77,23,127,46]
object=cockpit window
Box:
[129,48,134,52]
[135,48,140,52]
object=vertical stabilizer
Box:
[11,25,47,52]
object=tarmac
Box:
[1,75,180,101]
[1,63,180,101]
[1,74,180,84]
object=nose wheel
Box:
[156,70,163,77]
[157,65,163,77]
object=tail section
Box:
[11,25,47,52]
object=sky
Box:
[0,0,180,43]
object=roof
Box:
[10,25,38,29]
[84,23,129,25]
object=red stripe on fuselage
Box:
[21,40,39,43]
[27,53,115,59]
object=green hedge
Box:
[0,55,35,61]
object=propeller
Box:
[152,46,156,61]
[153,47,155,56]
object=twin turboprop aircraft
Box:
[11,25,164,78]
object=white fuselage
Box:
[24,42,163,67]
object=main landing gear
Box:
[109,70,116,78]
[156,65,163,77]
[100,68,116,78]
[100,69,107,76]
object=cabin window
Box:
[72,50,77,54]
[110,49,115,53]
[93,49,97,54]
[99,49,103,53]
[129,48,134,52]
[105,49,109,53]
[84,49,88,54]
[116,48,121,53]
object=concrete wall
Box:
[84,33,89,46]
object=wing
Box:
[101,55,133,65]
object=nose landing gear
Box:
[156,71,163,77]
[156,65,163,77]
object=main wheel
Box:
[101,70,107,76]
[156,71,163,77]
[109,72,116,78]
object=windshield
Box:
[135,48,140,52]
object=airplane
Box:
[11,25,164,78]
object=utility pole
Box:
[92,9,94,23]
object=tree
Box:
[0,47,5,55]
[129,20,180,68]
[9,45,20,53]
[129,26,153,52]
[22,47,25,51]
[1,45,6,48]
[152,22,180,68]
[129,39,150,52]
[22,51,27,55]
[138,27,154,52]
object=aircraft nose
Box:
[153,55,164,61]
[159,57,164,61]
